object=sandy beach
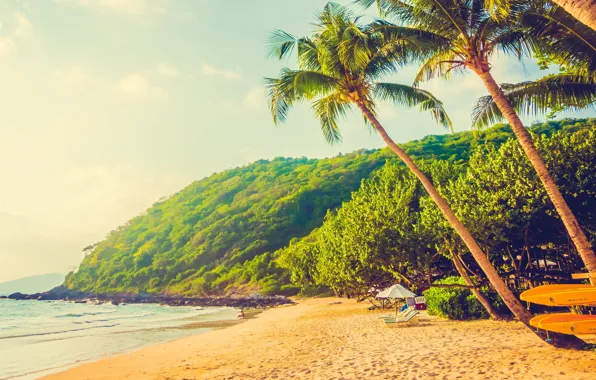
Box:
[43,298,596,380]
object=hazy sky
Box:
[0,0,593,282]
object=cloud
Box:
[51,66,94,87]
[0,37,16,57]
[13,11,33,37]
[243,87,266,109]
[117,73,165,98]
[56,0,167,14]
[155,62,179,77]
[202,63,242,80]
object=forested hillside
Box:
[63,118,596,296]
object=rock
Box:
[8,292,27,300]
[6,289,295,309]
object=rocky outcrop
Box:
[5,286,294,309]
[7,292,27,300]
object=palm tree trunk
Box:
[451,250,504,320]
[355,101,585,349]
[354,102,528,318]
[552,0,596,32]
[478,70,596,286]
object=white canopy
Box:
[376,284,416,299]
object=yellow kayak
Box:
[529,314,554,329]
[520,285,595,306]
[530,313,596,335]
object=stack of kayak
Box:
[520,284,596,335]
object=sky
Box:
[0,0,594,283]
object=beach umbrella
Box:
[375,284,417,314]
[376,284,416,299]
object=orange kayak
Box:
[530,313,596,335]
[520,285,595,306]
[529,314,554,329]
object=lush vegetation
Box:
[424,277,506,320]
[63,119,595,296]
[279,121,596,302]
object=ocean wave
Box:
[55,310,117,318]
[70,312,154,325]
[0,324,119,340]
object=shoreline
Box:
[3,289,293,309]
[42,297,596,380]
[0,301,251,380]
[19,308,258,380]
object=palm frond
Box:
[484,0,510,20]
[374,82,452,130]
[297,37,323,71]
[488,30,534,59]
[472,74,596,129]
[365,23,449,79]
[413,50,464,85]
[266,30,299,60]
[471,94,500,130]
[292,70,340,99]
[312,93,352,144]
[338,25,372,72]
[265,73,295,125]
[265,68,340,125]
[408,0,471,41]
[522,6,596,78]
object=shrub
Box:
[424,276,497,320]
[278,285,301,296]
[259,283,280,296]
[298,284,332,297]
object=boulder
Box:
[8,292,27,300]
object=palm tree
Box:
[474,4,596,124]
[486,0,596,32]
[357,0,596,286]
[266,3,554,339]
[532,0,596,32]
[473,75,596,126]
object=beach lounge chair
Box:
[378,307,416,322]
[382,309,420,327]
[377,306,415,320]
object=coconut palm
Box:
[357,0,596,286]
[549,0,596,32]
[266,2,547,336]
[473,75,596,127]
[488,0,596,32]
[473,4,596,124]
[502,0,596,31]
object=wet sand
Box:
[43,297,596,379]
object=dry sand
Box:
[43,297,596,379]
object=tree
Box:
[265,2,542,339]
[473,5,596,124]
[417,162,506,320]
[357,0,596,287]
[537,0,596,32]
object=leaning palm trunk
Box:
[451,251,504,320]
[355,101,529,319]
[356,101,585,349]
[551,0,596,32]
[478,71,596,286]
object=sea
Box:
[0,299,238,379]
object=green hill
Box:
[63,118,596,296]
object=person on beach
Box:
[238,310,245,319]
